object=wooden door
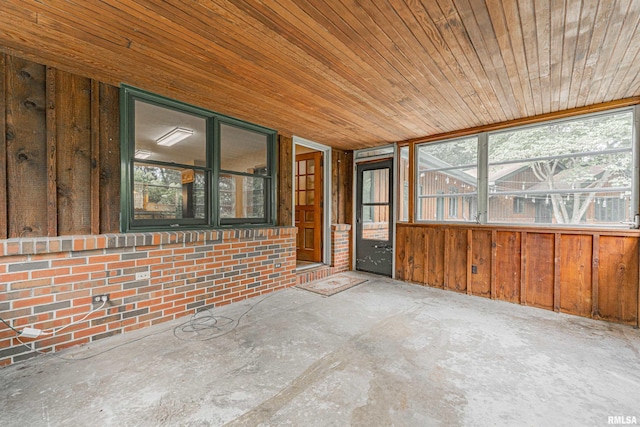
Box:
[295,152,323,262]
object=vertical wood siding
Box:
[0,54,120,237]
[397,223,640,327]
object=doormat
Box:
[296,272,368,296]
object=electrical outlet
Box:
[93,294,110,303]
[135,271,151,280]
[275,263,282,268]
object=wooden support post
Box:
[407,142,414,223]
[520,231,527,305]
[554,233,561,312]
[90,79,100,235]
[45,66,57,237]
[0,54,6,239]
[592,234,600,319]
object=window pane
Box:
[416,137,478,222]
[219,174,266,219]
[220,123,268,173]
[362,205,389,241]
[362,168,389,204]
[134,164,205,220]
[356,146,394,159]
[219,175,236,218]
[488,110,633,225]
[134,100,206,165]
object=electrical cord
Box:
[0,316,21,335]
[12,291,279,361]
[39,300,107,336]
[173,292,277,341]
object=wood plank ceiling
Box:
[0,0,639,150]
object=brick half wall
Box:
[0,227,296,367]
[296,224,352,285]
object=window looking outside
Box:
[416,136,478,221]
[488,110,633,225]
[414,108,636,227]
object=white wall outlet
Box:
[135,271,151,280]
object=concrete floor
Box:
[1,273,639,427]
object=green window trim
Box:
[120,85,277,232]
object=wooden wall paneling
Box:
[395,225,408,280]
[524,233,555,310]
[494,231,521,303]
[443,228,450,289]
[426,227,445,288]
[592,234,600,318]
[466,229,472,295]
[331,148,353,225]
[446,228,467,293]
[410,226,426,284]
[559,234,593,318]
[470,229,491,297]
[277,134,293,227]
[6,56,48,238]
[45,66,57,236]
[98,82,120,234]
[520,231,527,304]
[553,233,561,312]
[55,70,92,235]
[90,79,100,234]
[0,53,6,239]
[491,229,497,298]
[597,236,639,325]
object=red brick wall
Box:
[0,227,296,367]
[296,224,351,285]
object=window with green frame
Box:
[120,85,276,231]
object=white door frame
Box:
[293,136,332,265]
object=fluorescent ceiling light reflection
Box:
[156,127,194,146]
[134,149,152,159]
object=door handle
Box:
[374,244,392,249]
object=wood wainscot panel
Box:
[425,227,445,288]
[559,234,593,318]
[524,233,555,310]
[409,226,426,284]
[395,225,407,280]
[494,230,521,303]
[470,229,492,297]
[6,56,48,238]
[597,236,639,325]
[445,228,467,293]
